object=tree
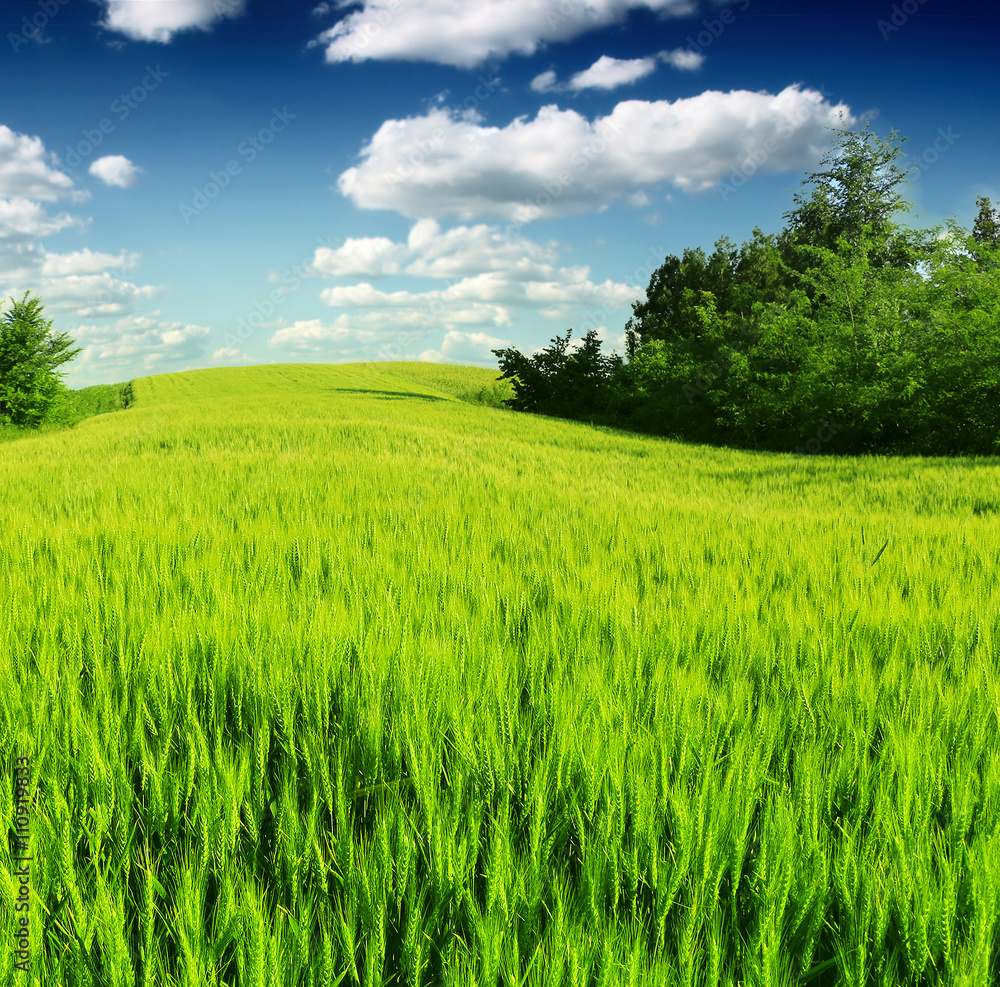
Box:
[780,123,925,272]
[0,292,81,428]
[492,328,617,420]
[972,195,1000,272]
[493,124,1000,456]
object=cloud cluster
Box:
[338,85,854,222]
[98,0,248,44]
[69,314,211,381]
[268,218,644,363]
[0,122,165,368]
[311,0,696,68]
[0,125,75,202]
[532,49,703,94]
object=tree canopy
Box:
[493,125,1000,457]
[0,292,81,428]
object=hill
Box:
[1,362,998,986]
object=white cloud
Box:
[41,249,140,277]
[36,272,163,318]
[314,220,563,282]
[98,0,248,43]
[659,47,704,70]
[304,219,644,356]
[66,314,211,384]
[530,70,558,94]
[89,155,143,188]
[268,319,381,353]
[426,330,511,364]
[311,0,696,68]
[338,85,854,222]
[569,55,658,91]
[0,125,75,201]
[312,236,409,278]
[0,126,163,345]
[0,198,80,246]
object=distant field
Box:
[1,362,998,986]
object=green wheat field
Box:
[1,362,999,987]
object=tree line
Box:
[493,125,1000,457]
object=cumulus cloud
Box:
[314,219,562,281]
[36,272,163,318]
[98,0,248,43]
[569,55,658,91]
[41,249,140,277]
[0,125,165,325]
[0,198,80,246]
[338,85,854,222]
[312,236,409,278]
[268,319,382,353]
[537,49,700,94]
[89,155,143,188]
[270,219,662,367]
[303,219,645,361]
[418,330,511,364]
[659,47,704,70]
[0,124,75,201]
[530,70,558,94]
[311,0,696,68]
[67,314,211,384]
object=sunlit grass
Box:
[0,361,998,985]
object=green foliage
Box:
[493,328,623,420]
[496,125,1000,457]
[3,362,1000,985]
[65,381,135,418]
[780,122,926,271]
[0,291,81,428]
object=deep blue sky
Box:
[1,0,996,386]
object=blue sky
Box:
[1,0,996,387]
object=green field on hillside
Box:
[1,362,998,986]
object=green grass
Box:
[63,381,135,419]
[1,360,998,986]
[0,380,133,443]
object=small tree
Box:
[0,292,81,428]
[780,123,926,273]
